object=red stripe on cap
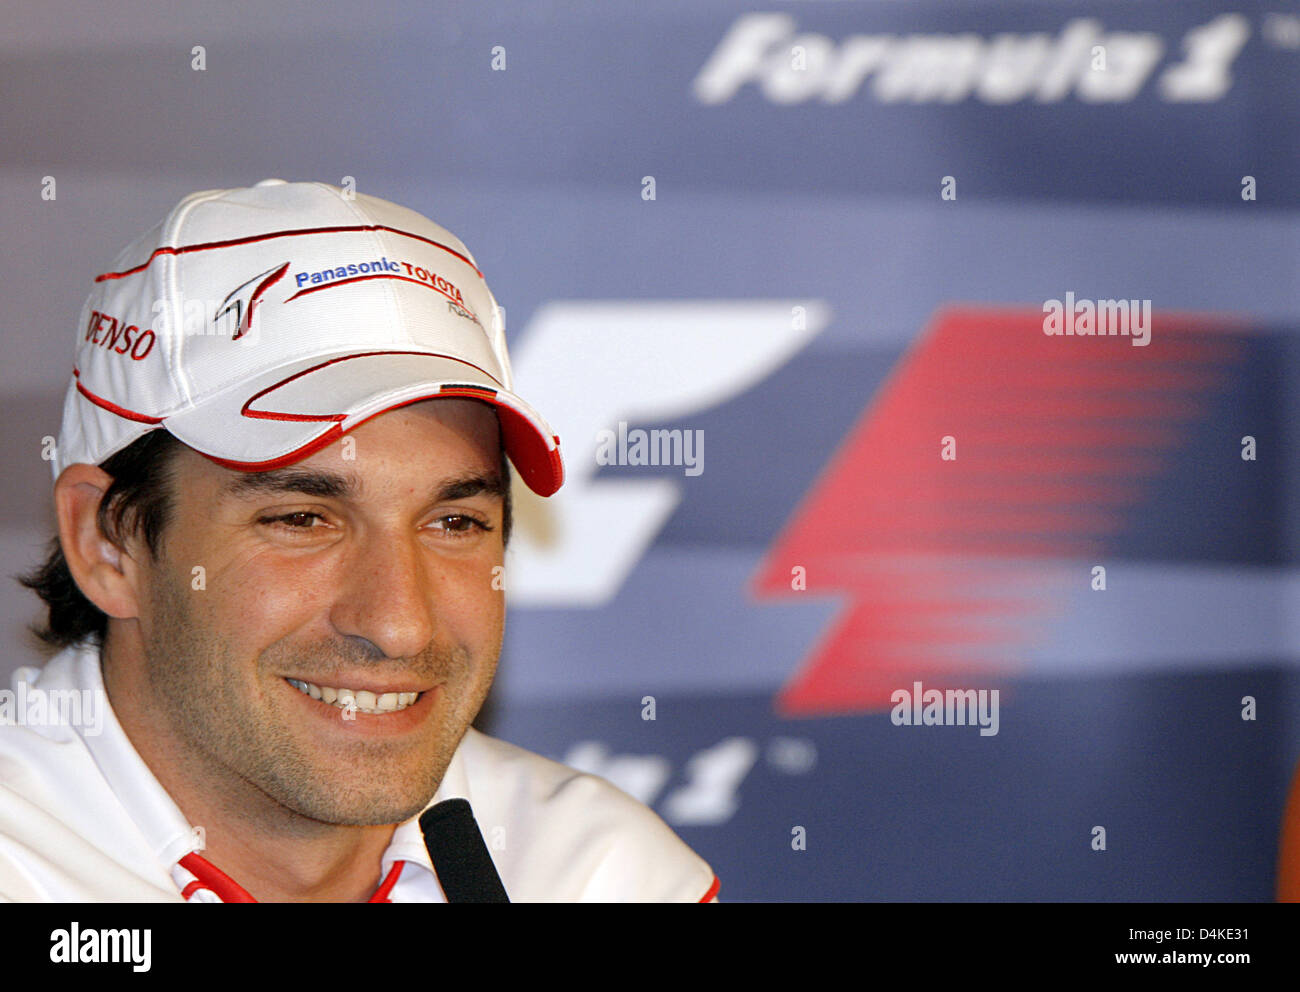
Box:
[699,876,721,903]
[72,368,164,424]
[202,384,562,496]
[201,389,492,471]
[286,273,480,323]
[96,224,483,282]
[205,386,493,469]
[238,350,505,424]
[435,385,496,400]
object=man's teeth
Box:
[286,679,420,714]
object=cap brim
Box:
[163,350,563,496]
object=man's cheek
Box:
[208,550,324,616]
[434,558,504,619]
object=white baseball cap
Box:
[53,178,564,496]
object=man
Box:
[1,179,720,903]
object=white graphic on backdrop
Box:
[506,300,829,606]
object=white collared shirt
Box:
[0,641,718,903]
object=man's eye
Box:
[257,513,490,538]
[436,514,491,538]
[260,512,323,531]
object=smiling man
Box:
[0,179,719,903]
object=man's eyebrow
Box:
[217,468,507,504]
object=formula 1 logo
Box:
[505,302,1251,721]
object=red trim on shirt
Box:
[699,876,721,903]
[178,852,257,902]
[370,861,405,903]
[177,853,407,903]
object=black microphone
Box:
[418,798,510,903]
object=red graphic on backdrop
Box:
[752,307,1244,716]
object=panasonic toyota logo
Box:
[693,13,1249,105]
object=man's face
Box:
[127,398,507,826]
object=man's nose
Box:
[328,529,437,661]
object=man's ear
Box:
[53,464,143,621]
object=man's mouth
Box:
[285,678,422,715]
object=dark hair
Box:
[18,429,184,653]
[18,424,514,654]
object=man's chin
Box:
[273,786,437,828]
[320,804,432,828]
[247,747,447,827]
